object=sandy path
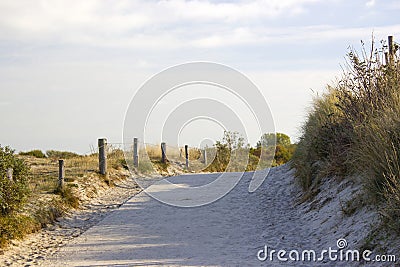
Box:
[46,170,269,266]
[44,165,378,267]
[31,165,380,266]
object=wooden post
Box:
[98,138,107,175]
[389,35,394,65]
[389,36,394,56]
[385,52,389,65]
[203,149,207,165]
[185,145,189,169]
[133,138,139,168]
[6,168,13,181]
[58,159,65,190]
[161,142,166,163]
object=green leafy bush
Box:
[255,132,296,168]
[205,131,245,172]
[0,145,30,216]
[205,131,294,172]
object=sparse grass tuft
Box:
[33,198,65,228]
[55,186,80,209]
[137,160,154,174]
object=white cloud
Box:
[0,0,318,45]
[1,0,398,50]
[366,0,376,7]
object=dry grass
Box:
[0,148,129,248]
[25,154,100,194]
[292,37,400,233]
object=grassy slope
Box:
[291,40,400,249]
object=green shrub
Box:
[0,214,38,247]
[205,140,231,172]
[19,149,46,158]
[0,145,30,216]
[205,131,244,172]
[256,132,295,167]
[46,150,81,159]
[205,131,294,172]
[274,145,292,166]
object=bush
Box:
[46,150,81,159]
[0,214,38,247]
[19,149,46,158]
[205,131,246,172]
[274,145,292,166]
[0,145,30,216]
[205,131,293,172]
[256,132,296,168]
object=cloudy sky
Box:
[1,0,399,153]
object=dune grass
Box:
[292,37,400,231]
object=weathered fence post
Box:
[98,138,107,175]
[185,145,189,169]
[58,159,65,190]
[389,35,394,65]
[6,168,13,181]
[161,142,166,163]
[385,52,389,65]
[133,137,139,168]
[203,149,207,165]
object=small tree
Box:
[255,133,294,166]
[205,131,248,172]
[257,132,291,148]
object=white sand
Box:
[39,165,382,266]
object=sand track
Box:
[1,165,383,266]
[44,165,377,266]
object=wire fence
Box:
[24,139,218,195]
[23,138,275,197]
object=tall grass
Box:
[291,87,350,190]
[292,37,400,230]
